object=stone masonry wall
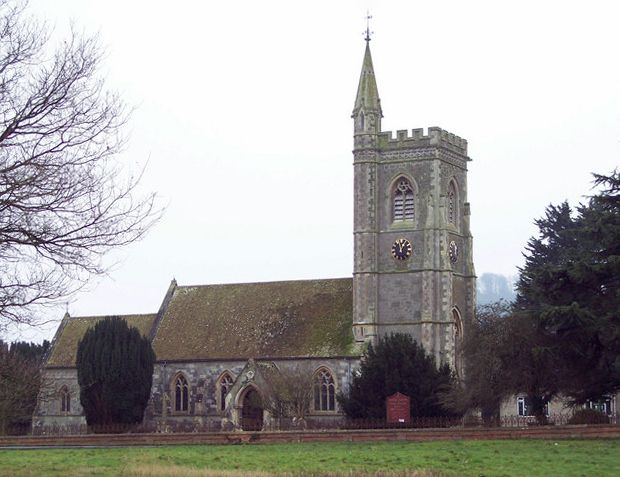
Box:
[35,357,359,432]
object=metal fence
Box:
[344,416,462,430]
[4,412,618,437]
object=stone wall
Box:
[32,368,86,431]
[35,357,359,432]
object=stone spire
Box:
[352,41,382,134]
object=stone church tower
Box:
[352,40,476,372]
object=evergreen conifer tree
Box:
[516,170,620,403]
[338,333,456,419]
[76,317,155,428]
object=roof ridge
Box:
[176,277,352,289]
[67,312,157,320]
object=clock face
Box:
[449,240,458,263]
[391,238,412,261]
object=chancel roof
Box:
[46,314,157,367]
[151,278,355,360]
[45,277,356,367]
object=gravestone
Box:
[386,392,410,424]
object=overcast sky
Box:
[8,0,620,342]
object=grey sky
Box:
[9,0,620,342]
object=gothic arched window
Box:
[393,178,414,221]
[313,368,336,412]
[60,386,70,413]
[173,374,189,413]
[447,181,458,226]
[453,308,463,378]
[217,372,234,412]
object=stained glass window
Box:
[60,387,70,413]
[314,368,335,411]
[218,373,234,412]
[174,374,189,412]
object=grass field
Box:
[1,439,619,477]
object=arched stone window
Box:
[447,181,458,226]
[59,386,70,413]
[313,368,336,412]
[393,177,415,221]
[173,373,189,413]
[217,372,234,412]
[452,308,463,378]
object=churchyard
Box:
[1,439,620,477]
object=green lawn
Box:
[0,439,619,477]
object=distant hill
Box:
[476,273,516,305]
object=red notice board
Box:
[386,392,410,424]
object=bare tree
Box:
[264,365,315,427]
[0,1,160,328]
[0,340,51,435]
[442,301,514,424]
[444,301,560,425]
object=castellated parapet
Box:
[377,127,468,156]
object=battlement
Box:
[377,127,468,155]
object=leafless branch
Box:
[263,365,315,422]
[0,1,162,328]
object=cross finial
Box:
[364,11,373,42]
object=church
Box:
[33,39,476,432]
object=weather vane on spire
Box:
[364,11,373,42]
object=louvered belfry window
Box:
[448,181,457,225]
[394,178,414,221]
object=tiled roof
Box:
[46,314,157,367]
[151,278,355,360]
